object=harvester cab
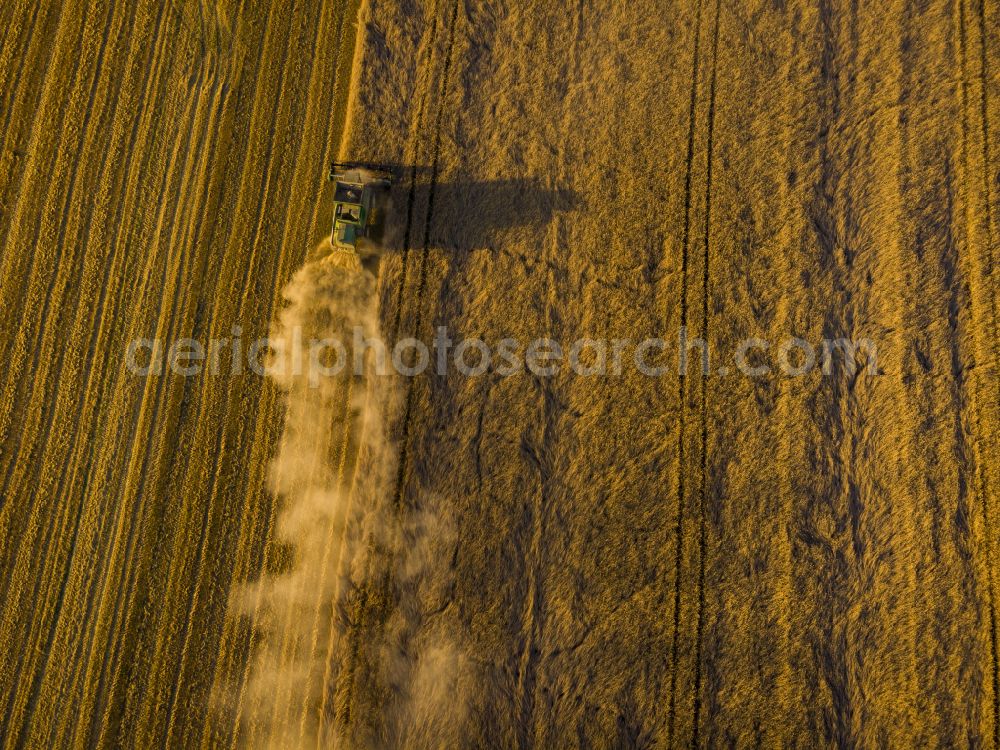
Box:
[327,162,392,255]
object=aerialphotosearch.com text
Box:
[125,326,878,386]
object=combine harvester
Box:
[326,161,394,270]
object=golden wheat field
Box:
[1,0,999,746]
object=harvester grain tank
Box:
[327,162,392,257]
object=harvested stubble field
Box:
[1,0,999,747]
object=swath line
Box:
[0,0,70,372]
[0,0,43,177]
[0,0,95,545]
[98,57,231,744]
[316,378,368,747]
[33,1,171,731]
[45,8,187,741]
[222,1,330,741]
[297,373,355,746]
[157,45,290,745]
[4,0,146,741]
[89,72,216,748]
[68,49,210,747]
[34,2,172,729]
[211,3,316,738]
[217,3,346,745]
[0,0,120,734]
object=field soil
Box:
[0,0,998,747]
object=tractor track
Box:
[394,0,462,513]
[334,0,460,736]
[972,1,999,738]
[958,0,1000,741]
[691,0,721,744]
[666,0,704,743]
[510,3,587,745]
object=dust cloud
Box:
[229,241,472,748]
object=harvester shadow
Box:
[381,176,582,252]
